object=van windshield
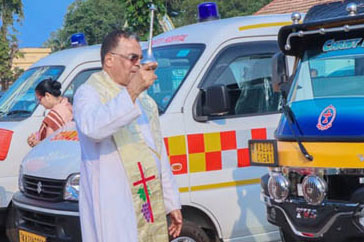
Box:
[145,44,205,113]
[289,43,364,102]
[0,66,64,120]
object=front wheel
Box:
[170,221,210,242]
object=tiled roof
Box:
[255,0,342,15]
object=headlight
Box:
[268,173,290,203]
[64,173,80,201]
[302,175,327,205]
[18,165,24,192]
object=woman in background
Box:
[27,78,73,147]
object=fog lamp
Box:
[302,175,327,205]
[268,173,290,203]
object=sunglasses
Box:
[111,52,142,64]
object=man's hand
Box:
[127,62,158,102]
[168,209,182,238]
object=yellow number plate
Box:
[19,230,46,242]
[249,139,278,166]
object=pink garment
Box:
[39,97,73,140]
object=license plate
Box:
[248,139,278,167]
[19,230,46,242]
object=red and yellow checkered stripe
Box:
[164,128,267,175]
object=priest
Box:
[73,29,182,242]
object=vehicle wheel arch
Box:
[180,204,222,240]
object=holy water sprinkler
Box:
[141,3,157,65]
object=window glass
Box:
[64,68,101,103]
[290,47,364,102]
[0,66,64,120]
[145,44,205,113]
[201,42,280,117]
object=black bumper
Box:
[12,192,81,242]
[263,194,364,242]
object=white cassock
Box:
[73,84,181,242]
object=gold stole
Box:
[87,71,169,242]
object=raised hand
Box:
[127,62,158,102]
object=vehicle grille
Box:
[16,207,80,242]
[23,175,65,202]
[19,209,57,239]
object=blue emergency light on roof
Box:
[70,33,87,47]
[198,2,220,22]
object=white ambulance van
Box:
[8,8,296,242]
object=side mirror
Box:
[203,85,230,116]
[272,52,289,93]
[193,85,231,122]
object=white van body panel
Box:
[0,47,102,209]
[21,122,80,180]
[0,117,43,208]
[32,45,101,69]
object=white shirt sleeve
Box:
[160,143,181,214]
[73,84,141,141]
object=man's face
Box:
[106,37,142,86]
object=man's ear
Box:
[104,53,114,68]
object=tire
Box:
[5,204,17,242]
[169,220,210,242]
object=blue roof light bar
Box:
[198,2,220,22]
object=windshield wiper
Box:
[281,98,313,161]
[6,110,31,116]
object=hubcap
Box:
[170,237,196,242]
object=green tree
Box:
[124,0,273,39]
[167,0,272,27]
[0,0,23,90]
[124,0,166,40]
[44,0,126,51]
[46,0,272,50]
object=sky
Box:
[15,0,75,48]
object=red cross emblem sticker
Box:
[316,105,336,131]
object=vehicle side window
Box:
[64,68,101,104]
[200,41,280,118]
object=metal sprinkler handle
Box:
[141,3,157,65]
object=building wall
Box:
[13,48,52,70]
